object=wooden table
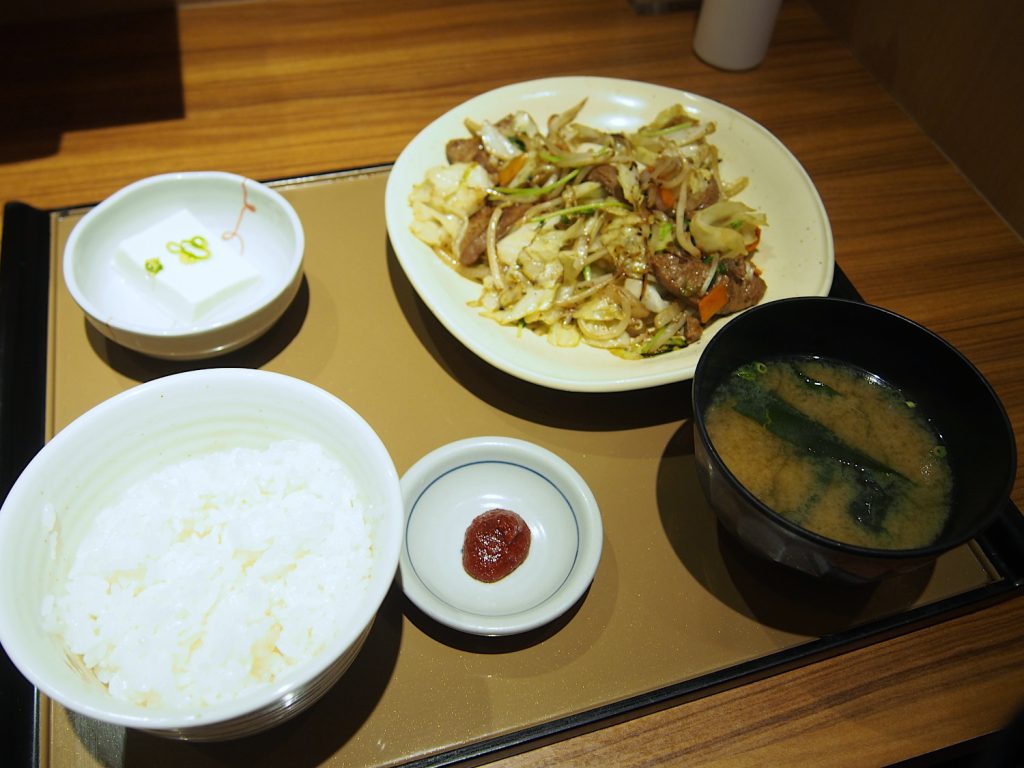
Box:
[2,1,1022,765]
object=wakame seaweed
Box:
[789,363,839,396]
[728,372,907,531]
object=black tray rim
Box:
[1,166,1022,768]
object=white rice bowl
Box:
[0,369,403,740]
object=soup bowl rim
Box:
[691,295,1016,560]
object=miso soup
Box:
[704,356,952,549]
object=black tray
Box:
[2,170,1022,768]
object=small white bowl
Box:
[63,171,304,360]
[399,437,603,636]
[0,369,402,740]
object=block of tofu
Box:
[116,209,261,321]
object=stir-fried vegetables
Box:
[408,100,768,358]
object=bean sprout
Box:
[408,100,767,358]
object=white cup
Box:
[693,0,783,71]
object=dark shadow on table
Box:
[87,582,407,768]
[655,422,933,637]
[385,238,691,433]
[87,276,310,382]
[0,5,183,165]
[400,580,589,655]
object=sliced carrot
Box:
[498,155,527,186]
[698,279,729,324]
[745,227,762,254]
[658,185,676,209]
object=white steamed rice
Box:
[41,439,373,711]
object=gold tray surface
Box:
[40,169,999,767]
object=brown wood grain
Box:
[2,0,1022,765]
[809,0,1024,243]
[491,596,1024,767]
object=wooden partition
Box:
[809,0,1024,240]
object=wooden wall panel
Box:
[809,0,1024,240]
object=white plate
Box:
[384,76,834,392]
[399,437,602,636]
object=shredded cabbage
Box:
[409,101,767,357]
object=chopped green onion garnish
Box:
[491,168,580,198]
[640,326,686,356]
[737,361,767,381]
[529,199,629,223]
